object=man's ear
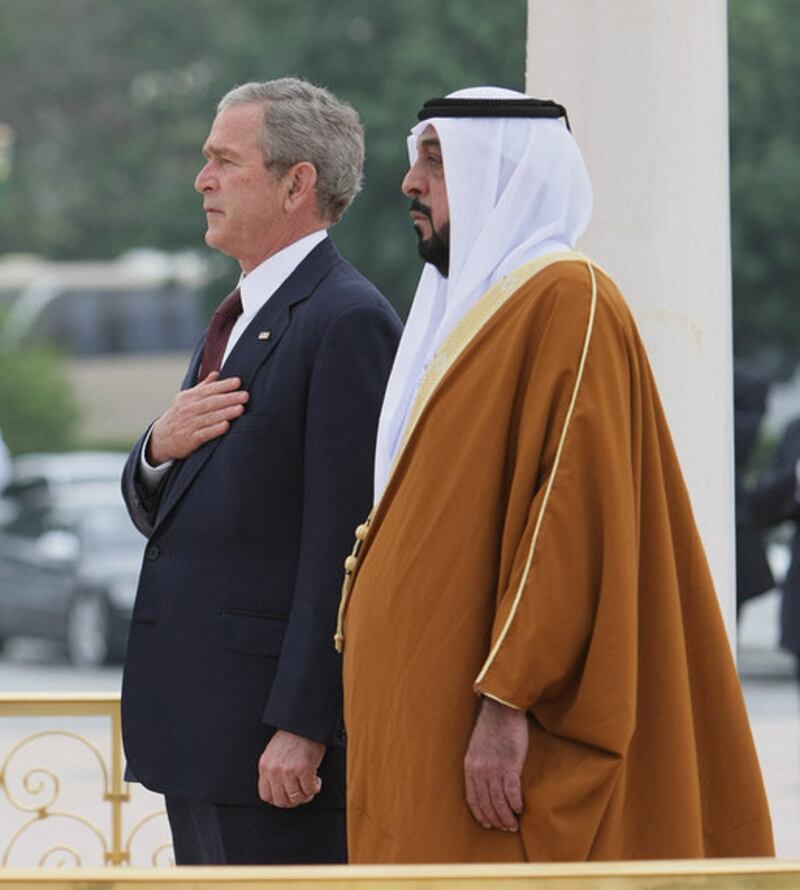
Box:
[284,161,318,212]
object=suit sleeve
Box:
[263,302,401,744]
[121,425,177,539]
[751,419,800,528]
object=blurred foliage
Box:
[729,0,800,373]
[0,344,78,453]
[0,0,527,317]
[0,0,795,441]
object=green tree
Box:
[228,0,528,312]
[0,345,78,453]
[0,0,229,259]
[729,0,800,369]
[0,0,527,315]
[4,2,796,355]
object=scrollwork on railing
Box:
[0,694,171,868]
[124,809,174,867]
[0,728,113,866]
[37,844,82,867]
[150,843,175,868]
[2,730,109,814]
[13,765,60,814]
[2,810,108,867]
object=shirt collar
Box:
[238,229,328,319]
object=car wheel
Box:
[66,594,110,667]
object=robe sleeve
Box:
[474,264,643,760]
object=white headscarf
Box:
[373,86,594,498]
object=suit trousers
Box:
[165,795,347,865]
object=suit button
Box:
[344,555,357,573]
[146,544,160,561]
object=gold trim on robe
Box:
[335,251,591,651]
[340,255,773,863]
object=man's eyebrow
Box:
[203,142,242,160]
[419,137,441,150]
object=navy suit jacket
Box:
[734,368,774,605]
[752,416,800,655]
[120,237,401,806]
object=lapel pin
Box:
[257,331,272,341]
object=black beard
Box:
[415,221,450,277]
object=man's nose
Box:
[194,161,214,193]
[401,163,423,197]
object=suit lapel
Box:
[153,238,341,531]
[183,339,205,389]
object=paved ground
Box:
[0,593,798,862]
[738,590,800,859]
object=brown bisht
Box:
[337,253,774,863]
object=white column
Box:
[527,1,736,639]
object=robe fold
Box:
[339,253,773,863]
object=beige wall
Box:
[527,1,736,637]
[67,353,190,445]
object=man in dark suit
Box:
[120,78,401,865]
[734,367,774,610]
[752,414,800,676]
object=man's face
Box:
[194,103,290,272]
[401,125,450,277]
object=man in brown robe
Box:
[336,87,774,863]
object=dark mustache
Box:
[409,198,432,220]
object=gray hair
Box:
[218,78,364,224]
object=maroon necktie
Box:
[198,287,243,379]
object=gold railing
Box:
[2,694,800,887]
[0,860,800,888]
[0,693,171,868]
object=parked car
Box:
[0,453,143,666]
[0,450,128,523]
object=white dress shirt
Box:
[140,229,328,485]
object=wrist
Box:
[146,426,168,466]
